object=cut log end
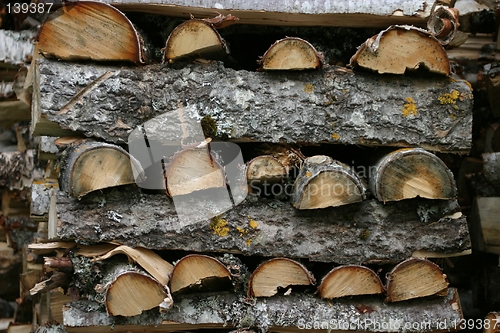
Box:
[370,148,457,202]
[258,37,323,71]
[293,155,366,210]
[165,146,226,197]
[248,258,315,297]
[350,25,450,75]
[106,271,167,316]
[246,155,287,184]
[164,19,228,63]
[318,265,385,299]
[484,312,500,333]
[37,1,144,63]
[385,258,449,303]
[169,254,231,294]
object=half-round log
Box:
[37,1,146,63]
[257,37,323,71]
[385,258,449,303]
[369,148,457,203]
[248,258,315,297]
[317,265,385,299]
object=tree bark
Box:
[53,186,471,264]
[62,288,463,332]
[0,30,35,67]
[0,150,35,190]
[32,58,473,153]
[482,152,500,186]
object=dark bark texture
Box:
[62,289,463,332]
[55,187,471,264]
[34,58,473,153]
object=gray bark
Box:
[54,187,471,264]
[0,30,35,67]
[0,150,35,190]
[62,288,463,332]
[30,179,59,220]
[482,152,500,186]
[34,58,473,153]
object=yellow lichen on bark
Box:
[210,216,229,237]
[402,97,418,117]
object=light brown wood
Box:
[427,7,460,46]
[6,324,32,333]
[257,37,323,71]
[317,265,385,299]
[59,141,144,199]
[163,19,229,63]
[29,241,116,256]
[385,258,449,302]
[0,101,31,129]
[91,245,173,286]
[169,254,231,293]
[350,25,450,75]
[473,197,500,254]
[292,155,366,209]
[165,143,226,197]
[37,1,145,63]
[30,272,69,296]
[246,155,287,184]
[105,270,168,316]
[369,148,457,203]
[248,258,315,297]
[484,312,500,333]
[50,288,72,324]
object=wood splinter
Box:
[369,148,457,203]
[248,258,315,297]
[292,155,366,210]
[349,25,450,75]
[385,258,449,303]
[318,265,385,299]
[258,37,324,71]
[163,19,229,63]
[169,254,231,294]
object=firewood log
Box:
[471,197,500,254]
[484,312,500,333]
[97,263,170,316]
[37,1,147,63]
[350,25,450,75]
[44,257,73,273]
[317,265,385,299]
[30,272,69,296]
[165,141,226,197]
[427,7,460,46]
[257,37,323,71]
[30,179,58,222]
[483,153,500,186]
[169,254,232,294]
[0,150,35,190]
[292,155,366,209]
[163,19,229,63]
[385,258,449,303]
[0,101,30,129]
[246,146,303,185]
[0,30,35,67]
[59,141,145,199]
[369,148,457,203]
[248,258,315,297]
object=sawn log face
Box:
[35,58,473,153]
[55,187,471,264]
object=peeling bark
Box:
[33,58,473,153]
[54,187,471,264]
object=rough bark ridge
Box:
[55,187,471,264]
[62,289,462,332]
[35,58,473,153]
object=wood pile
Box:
[3,0,500,332]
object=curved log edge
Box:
[54,187,471,264]
[62,289,463,332]
[33,58,473,153]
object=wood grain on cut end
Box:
[169,254,231,294]
[385,258,449,303]
[318,265,385,299]
[106,272,167,316]
[370,148,457,203]
[164,19,228,63]
[37,1,143,63]
[484,312,500,333]
[165,146,226,197]
[293,155,366,210]
[350,25,450,75]
[258,37,323,71]
[248,258,315,297]
[246,155,287,183]
[64,142,142,199]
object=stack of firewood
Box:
[5,0,500,332]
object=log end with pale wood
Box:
[37,1,145,63]
[370,148,457,203]
[164,19,229,63]
[257,37,323,71]
[169,254,231,294]
[484,312,500,333]
[350,25,451,75]
[385,258,449,303]
[246,155,287,184]
[317,265,385,299]
[248,258,315,297]
[59,141,144,199]
[293,155,366,209]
